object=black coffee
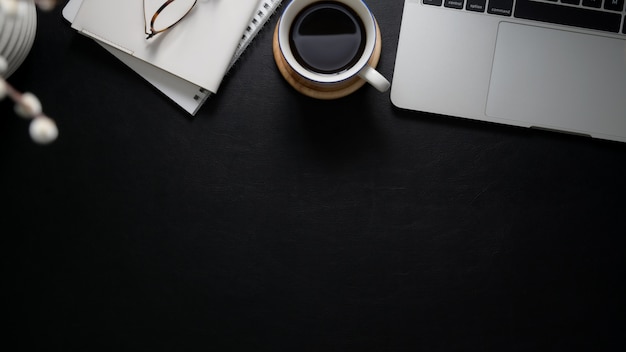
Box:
[289,1,366,74]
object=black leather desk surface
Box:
[2,1,625,350]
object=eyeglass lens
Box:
[144,0,197,38]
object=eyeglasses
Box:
[143,0,198,39]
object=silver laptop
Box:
[390,0,626,143]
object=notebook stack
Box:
[63,0,282,115]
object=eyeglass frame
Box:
[144,0,198,39]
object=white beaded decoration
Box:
[1,1,60,144]
[34,0,55,11]
[15,92,43,118]
[29,116,58,145]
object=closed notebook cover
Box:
[71,0,260,94]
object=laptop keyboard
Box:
[423,0,626,34]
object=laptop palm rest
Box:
[486,22,626,141]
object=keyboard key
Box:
[514,0,622,33]
[488,0,513,16]
[604,0,624,11]
[582,0,602,8]
[466,0,487,12]
[423,0,443,5]
[445,0,465,9]
[561,0,580,5]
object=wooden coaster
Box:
[272,19,383,99]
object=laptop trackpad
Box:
[486,22,626,139]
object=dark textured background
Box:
[2,1,625,350]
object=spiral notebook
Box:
[63,0,282,115]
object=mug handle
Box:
[358,65,391,93]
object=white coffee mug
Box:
[274,0,390,99]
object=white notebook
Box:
[64,0,282,115]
